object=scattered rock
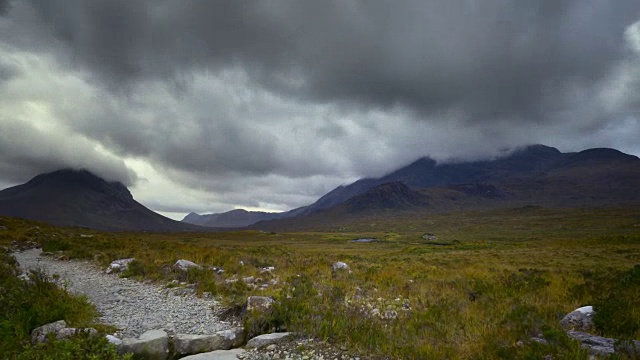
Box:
[560,305,594,332]
[31,320,67,344]
[208,266,225,275]
[422,233,437,241]
[260,266,275,275]
[174,259,201,271]
[246,333,293,349]
[106,258,135,274]
[383,310,398,320]
[119,329,169,360]
[331,262,349,271]
[247,296,275,313]
[181,349,247,360]
[0,225,7,230]
[243,276,256,284]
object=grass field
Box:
[1,205,639,359]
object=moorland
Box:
[2,205,639,359]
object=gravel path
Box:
[13,249,232,338]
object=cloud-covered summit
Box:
[1,1,640,218]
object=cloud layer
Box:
[1,1,640,217]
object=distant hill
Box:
[250,145,640,231]
[182,209,287,228]
[0,169,203,231]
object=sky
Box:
[1,1,640,220]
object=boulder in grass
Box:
[31,320,67,344]
[173,259,201,271]
[560,305,594,332]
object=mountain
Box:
[250,145,640,231]
[298,145,568,215]
[0,169,203,231]
[182,209,287,228]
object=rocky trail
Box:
[14,249,232,339]
[12,248,360,360]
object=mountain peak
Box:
[0,168,197,231]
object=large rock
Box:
[106,258,135,274]
[119,329,169,360]
[172,328,245,357]
[566,330,615,356]
[245,332,293,349]
[31,320,67,344]
[560,305,594,331]
[247,296,275,313]
[180,349,246,360]
[174,259,201,271]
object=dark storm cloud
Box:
[0,0,11,16]
[22,0,640,121]
[2,0,640,216]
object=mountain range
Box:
[185,145,640,229]
[1,145,638,231]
